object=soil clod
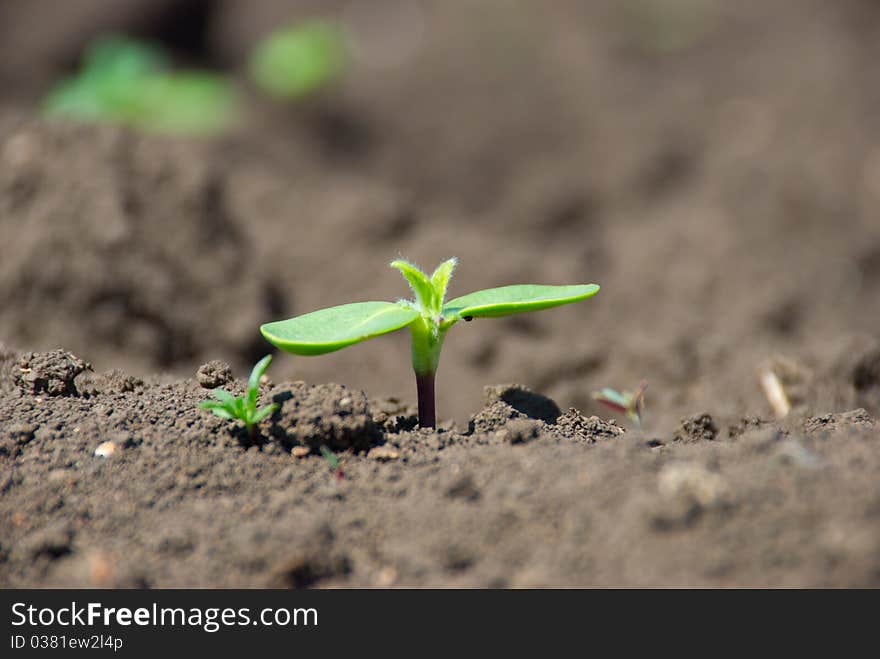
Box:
[197,360,233,389]
[803,408,875,435]
[555,409,624,443]
[469,401,526,434]
[14,349,90,396]
[674,413,718,443]
[483,383,561,424]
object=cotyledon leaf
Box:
[443,284,599,319]
[261,301,419,356]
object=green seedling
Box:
[261,258,599,429]
[249,19,347,100]
[319,445,345,480]
[44,35,237,135]
[199,355,278,442]
[592,379,647,428]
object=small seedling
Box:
[261,258,599,429]
[249,19,347,100]
[592,379,647,428]
[199,355,278,442]
[44,35,237,135]
[319,445,345,480]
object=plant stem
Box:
[416,371,436,429]
[408,317,445,429]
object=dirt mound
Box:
[13,349,91,396]
[674,413,719,443]
[268,381,380,452]
[555,408,626,443]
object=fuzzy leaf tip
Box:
[390,258,435,309]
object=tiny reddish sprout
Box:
[199,355,278,442]
[261,258,600,429]
[592,379,648,428]
[319,446,345,480]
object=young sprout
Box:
[592,379,647,428]
[260,258,599,429]
[319,445,345,481]
[199,355,278,442]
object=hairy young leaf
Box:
[261,301,419,356]
[429,257,457,307]
[390,259,436,310]
[443,284,599,319]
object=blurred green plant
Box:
[43,35,237,135]
[248,19,347,100]
[593,380,647,428]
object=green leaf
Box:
[430,257,457,306]
[261,301,419,356]
[248,354,273,401]
[390,259,436,310]
[199,401,235,420]
[211,388,237,406]
[251,403,278,424]
[443,284,600,319]
[319,445,339,468]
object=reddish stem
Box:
[416,371,436,429]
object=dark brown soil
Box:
[2,0,880,587]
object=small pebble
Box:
[94,441,117,458]
[368,446,400,461]
[292,446,311,458]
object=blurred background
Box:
[1,0,879,429]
